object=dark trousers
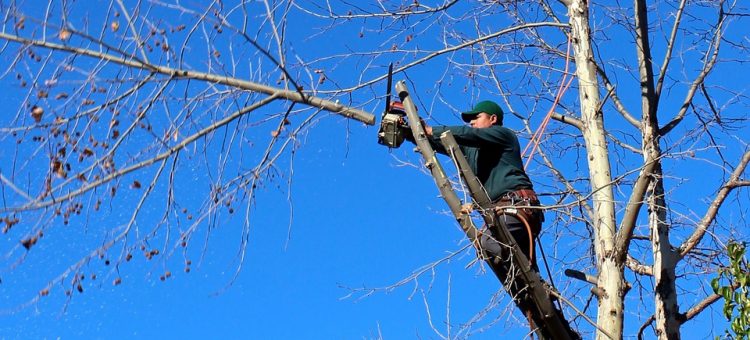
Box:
[479,212,540,318]
[479,213,537,266]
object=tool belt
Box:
[493,188,544,235]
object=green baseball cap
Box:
[461,100,504,124]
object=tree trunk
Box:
[567,1,624,338]
[632,0,682,336]
[649,166,681,339]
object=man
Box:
[412,100,543,263]
[403,100,544,320]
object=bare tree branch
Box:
[678,149,750,259]
[614,158,657,262]
[626,255,653,276]
[595,65,640,128]
[654,0,688,99]
[0,32,375,124]
[551,111,583,130]
[1,94,280,213]
[659,5,725,135]
[335,22,569,93]
[292,0,460,19]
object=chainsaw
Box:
[377,63,410,148]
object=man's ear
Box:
[489,114,498,125]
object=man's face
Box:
[470,113,497,128]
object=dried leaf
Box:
[21,236,38,250]
[3,216,19,233]
[59,29,71,41]
[52,160,67,178]
[31,106,44,122]
[111,21,120,32]
[56,165,67,178]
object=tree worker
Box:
[403,100,544,317]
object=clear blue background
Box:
[1,1,747,339]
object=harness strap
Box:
[501,188,539,202]
[495,209,536,263]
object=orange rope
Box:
[523,35,574,170]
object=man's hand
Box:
[419,118,432,136]
[400,116,432,136]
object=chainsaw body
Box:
[377,101,408,148]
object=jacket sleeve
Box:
[431,125,511,148]
[402,126,449,154]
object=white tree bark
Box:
[649,167,681,339]
[632,0,682,335]
[566,1,623,338]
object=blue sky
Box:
[2,114,523,339]
[1,1,748,339]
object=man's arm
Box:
[429,125,510,148]
[402,124,449,154]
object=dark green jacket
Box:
[428,125,533,202]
